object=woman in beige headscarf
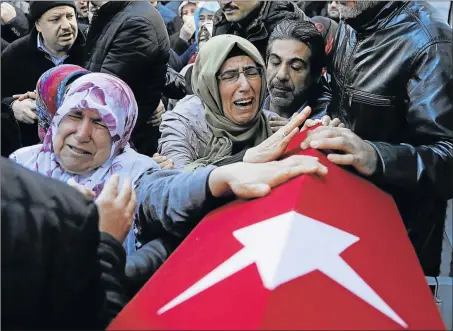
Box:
[159,35,312,170]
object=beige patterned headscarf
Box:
[187,35,272,170]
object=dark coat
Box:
[1,158,127,329]
[1,4,30,43]
[1,27,85,153]
[324,1,453,276]
[212,1,308,60]
[84,1,170,156]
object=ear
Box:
[35,19,41,33]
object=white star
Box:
[158,211,407,328]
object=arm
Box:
[136,166,222,239]
[312,74,332,120]
[2,7,30,41]
[368,42,453,200]
[158,109,200,170]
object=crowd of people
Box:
[1,0,452,329]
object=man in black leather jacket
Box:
[302,1,453,276]
[1,158,128,329]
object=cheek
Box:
[94,132,113,160]
[53,135,64,156]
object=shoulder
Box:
[1,33,31,58]
[1,158,95,228]
[164,95,205,123]
[399,2,452,46]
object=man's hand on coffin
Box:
[95,174,137,243]
[208,154,328,199]
[243,107,312,163]
[303,115,345,130]
[300,126,378,176]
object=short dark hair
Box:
[266,19,325,79]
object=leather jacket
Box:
[324,1,453,276]
[213,1,307,59]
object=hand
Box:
[269,114,290,133]
[148,100,165,127]
[13,90,37,101]
[179,16,195,42]
[153,153,174,170]
[67,178,96,199]
[95,175,137,243]
[11,98,38,124]
[0,3,17,24]
[243,107,312,164]
[209,154,328,199]
[303,115,345,130]
[300,126,378,176]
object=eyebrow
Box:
[270,53,308,65]
[220,65,257,74]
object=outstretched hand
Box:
[209,154,328,199]
[243,106,312,163]
[95,175,137,243]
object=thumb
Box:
[24,108,38,120]
[98,174,120,201]
[232,183,271,199]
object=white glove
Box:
[179,16,195,42]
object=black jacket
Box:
[325,1,453,276]
[0,4,30,43]
[1,27,85,153]
[213,1,307,59]
[84,1,170,156]
[1,158,127,329]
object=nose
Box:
[276,64,289,82]
[74,118,92,142]
[60,16,72,30]
[236,73,252,93]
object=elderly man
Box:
[1,1,84,156]
[263,19,329,132]
[303,1,453,276]
[213,1,308,59]
[85,1,170,157]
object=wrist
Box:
[208,166,233,198]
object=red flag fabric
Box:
[108,129,445,330]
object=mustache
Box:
[222,2,239,11]
[270,81,293,92]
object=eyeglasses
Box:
[217,66,264,83]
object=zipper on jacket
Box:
[348,90,393,107]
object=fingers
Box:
[302,118,321,131]
[124,188,137,216]
[116,177,133,207]
[98,174,119,201]
[308,136,355,154]
[280,127,299,147]
[329,118,342,127]
[160,159,174,170]
[327,153,356,166]
[23,108,38,120]
[321,115,332,126]
[300,126,347,150]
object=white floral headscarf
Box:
[11,72,157,196]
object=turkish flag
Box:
[108,129,445,330]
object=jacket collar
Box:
[344,1,407,33]
[97,1,131,18]
[28,26,86,56]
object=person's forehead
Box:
[220,55,255,71]
[69,108,102,118]
[270,39,312,60]
[183,3,197,10]
[43,6,75,16]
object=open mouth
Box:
[68,145,91,155]
[233,98,254,109]
[60,33,73,39]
